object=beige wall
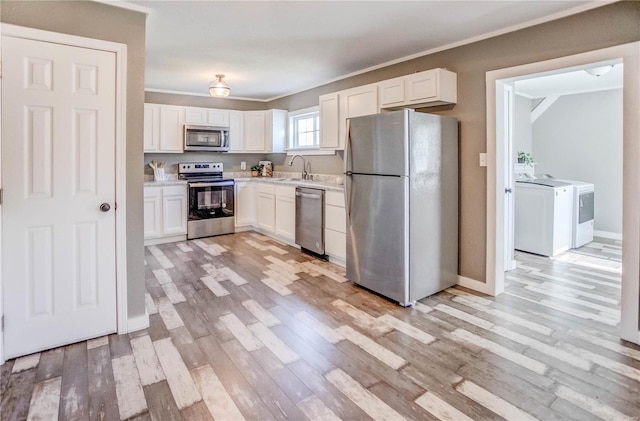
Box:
[1,1,148,317]
[269,1,640,282]
[145,91,267,111]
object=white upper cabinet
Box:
[145,103,184,153]
[378,68,457,109]
[144,104,160,152]
[243,111,267,152]
[159,105,185,152]
[228,110,244,152]
[185,107,230,127]
[241,109,287,153]
[338,83,379,149]
[378,77,406,107]
[319,93,339,149]
[184,107,208,125]
[266,109,287,153]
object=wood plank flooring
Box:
[1,232,639,420]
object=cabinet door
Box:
[228,110,244,152]
[208,109,230,127]
[162,186,187,235]
[144,104,160,152]
[325,229,346,259]
[243,111,266,152]
[144,187,162,239]
[338,84,378,149]
[378,77,405,107]
[235,182,256,226]
[275,186,296,241]
[257,192,275,233]
[319,93,339,149]
[159,106,185,152]
[406,70,437,102]
[184,107,208,124]
[267,109,288,153]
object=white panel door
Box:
[2,36,117,358]
[319,93,340,149]
[228,110,244,152]
[235,182,255,226]
[275,186,295,241]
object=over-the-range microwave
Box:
[184,125,230,152]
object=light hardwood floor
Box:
[1,232,638,420]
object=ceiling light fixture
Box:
[209,74,230,97]
[584,65,614,77]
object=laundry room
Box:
[512,63,623,260]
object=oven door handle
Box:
[188,181,234,188]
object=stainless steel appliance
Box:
[344,109,458,306]
[179,162,234,239]
[184,125,230,152]
[295,187,325,255]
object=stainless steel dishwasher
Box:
[295,187,325,256]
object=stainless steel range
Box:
[178,162,235,239]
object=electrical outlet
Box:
[479,153,487,167]
[241,161,246,170]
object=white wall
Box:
[513,94,533,160]
[532,88,623,235]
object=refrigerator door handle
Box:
[346,173,353,221]
[344,118,354,222]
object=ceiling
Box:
[514,62,623,98]
[128,0,611,101]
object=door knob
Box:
[100,203,111,212]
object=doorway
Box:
[485,43,640,345]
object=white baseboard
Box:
[144,234,187,246]
[128,312,149,333]
[327,255,346,267]
[234,225,253,232]
[593,230,623,241]
[457,275,495,296]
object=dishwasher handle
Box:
[296,191,322,200]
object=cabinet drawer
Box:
[325,229,346,259]
[257,183,276,195]
[325,204,346,233]
[275,185,295,199]
[325,190,345,207]
[163,185,186,196]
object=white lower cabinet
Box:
[144,187,162,239]
[144,184,187,243]
[162,186,188,236]
[324,190,346,260]
[275,185,296,242]
[235,181,256,227]
[257,184,276,234]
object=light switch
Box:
[241,161,246,170]
[479,153,487,167]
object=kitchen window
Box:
[289,107,319,150]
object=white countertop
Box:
[144,176,344,191]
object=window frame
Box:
[288,106,320,151]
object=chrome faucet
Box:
[288,154,310,180]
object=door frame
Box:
[485,42,640,344]
[0,24,129,363]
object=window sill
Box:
[285,148,336,156]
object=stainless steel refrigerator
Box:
[344,109,458,306]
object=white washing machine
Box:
[515,180,573,257]
[556,180,595,248]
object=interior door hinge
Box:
[0,188,3,205]
[1,315,4,331]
